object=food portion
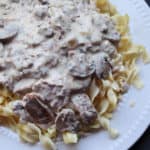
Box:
[0,0,119,94]
[0,0,149,149]
[0,0,120,128]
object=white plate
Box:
[0,0,150,150]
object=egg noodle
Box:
[0,0,150,149]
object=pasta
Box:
[0,0,149,149]
[63,132,78,144]
[89,79,100,102]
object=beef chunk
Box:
[55,108,79,132]
[23,93,54,124]
[32,81,69,111]
[95,52,112,79]
[68,52,95,78]
[71,93,97,125]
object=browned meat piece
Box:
[0,23,18,42]
[13,93,54,125]
[23,93,54,124]
[32,81,69,111]
[95,52,112,79]
[68,52,95,78]
[55,108,79,132]
[71,93,97,125]
[64,75,91,92]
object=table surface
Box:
[130,0,150,150]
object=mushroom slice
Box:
[0,23,18,42]
[68,52,95,78]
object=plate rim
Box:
[109,0,150,149]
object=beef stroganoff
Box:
[0,0,149,149]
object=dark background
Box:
[130,0,150,150]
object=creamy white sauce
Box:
[0,0,119,97]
